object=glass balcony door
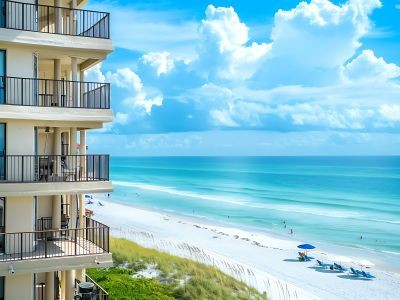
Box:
[0,124,4,180]
[0,50,5,104]
[0,0,5,28]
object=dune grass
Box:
[87,237,267,300]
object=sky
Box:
[86,0,400,156]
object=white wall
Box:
[6,120,35,155]
[37,196,53,219]
[5,45,34,78]
[5,196,34,232]
[5,274,34,300]
[5,196,35,254]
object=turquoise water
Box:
[109,156,400,268]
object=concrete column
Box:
[65,270,75,300]
[55,0,62,34]
[71,57,78,107]
[70,128,77,155]
[69,0,77,35]
[53,128,62,174]
[60,271,65,300]
[54,59,61,80]
[45,272,55,300]
[70,195,78,229]
[54,59,61,106]
[52,195,61,230]
[79,68,85,107]
[79,194,85,229]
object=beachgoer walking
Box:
[290,229,293,235]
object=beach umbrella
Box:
[297,244,315,250]
[297,244,315,255]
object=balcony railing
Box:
[0,218,109,262]
[0,76,110,109]
[0,154,109,183]
[75,275,109,300]
[1,0,110,39]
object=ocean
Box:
[107,156,400,270]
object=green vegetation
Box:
[87,238,267,300]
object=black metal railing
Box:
[0,76,110,109]
[2,0,110,39]
[0,154,109,183]
[0,218,109,262]
[75,275,109,300]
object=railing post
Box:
[74,229,77,255]
[45,231,48,258]
[22,2,25,30]
[20,233,23,260]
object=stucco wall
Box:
[5,196,34,232]
[5,274,34,300]
[37,195,53,219]
[4,45,34,78]
[6,120,35,155]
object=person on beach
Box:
[290,229,293,235]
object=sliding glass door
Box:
[0,0,5,28]
[0,124,4,180]
[0,50,5,104]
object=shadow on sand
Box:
[312,268,342,274]
[283,258,302,262]
[337,274,371,281]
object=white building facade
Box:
[0,0,113,299]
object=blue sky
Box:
[86,0,400,156]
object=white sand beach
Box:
[90,197,400,300]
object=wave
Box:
[381,250,400,256]
[245,202,363,219]
[113,180,249,206]
[366,219,400,225]
[113,181,367,220]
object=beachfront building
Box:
[0,0,113,299]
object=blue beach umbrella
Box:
[297,244,315,256]
[297,244,316,250]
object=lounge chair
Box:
[298,252,311,261]
[333,263,347,272]
[316,259,332,268]
[361,270,375,279]
[350,267,363,277]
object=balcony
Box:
[1,0,110,39]
[0,154,109,183]
[0,218,109,262]
[0,76,110,109]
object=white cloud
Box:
[141,52,175,76]
[210,109,238,127]
[255,0,382,86]
[379,105,400,122]
[85,63,106,83]
[114,112,129,125]
[106,68,163,115]
[92,1,400,138]
[342,50,400,82]
[195,5,271,81]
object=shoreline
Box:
[89,197,400,300]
